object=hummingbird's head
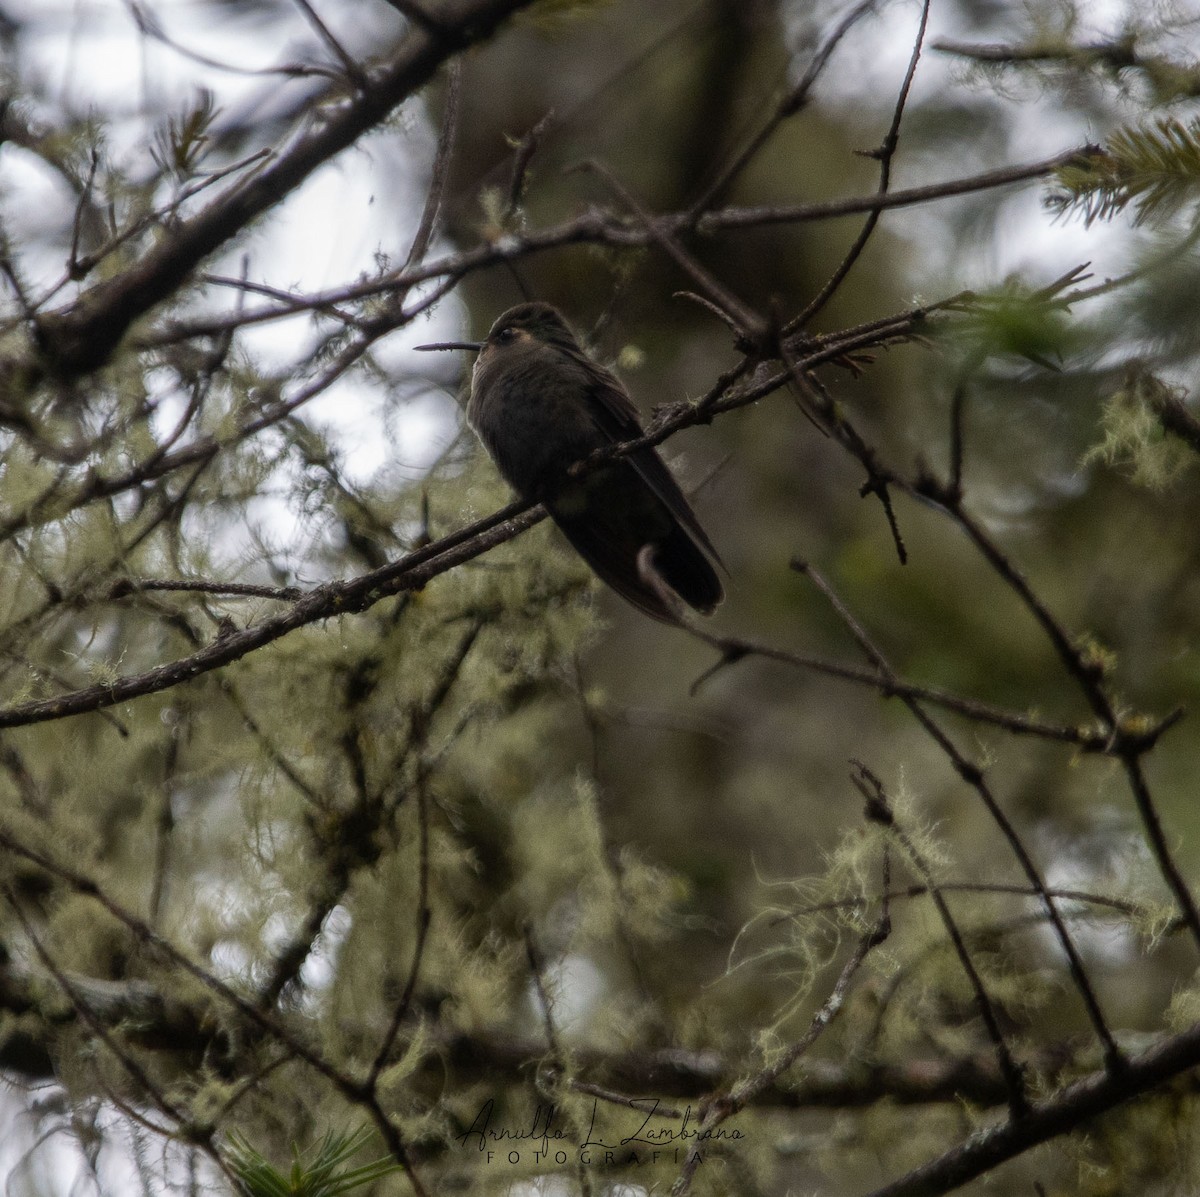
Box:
[480,302,579,358]
[413,302,580,365]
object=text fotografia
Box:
[455,1097,744,1167]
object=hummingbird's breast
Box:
[467,348,602,498]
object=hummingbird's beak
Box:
[413,340,484,352]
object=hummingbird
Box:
[416,302,724,623]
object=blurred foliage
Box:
[1083,363,1196,488]
[1049,118,1200,225]
[226,1128,402,1197]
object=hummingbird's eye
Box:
[494,326,517,344]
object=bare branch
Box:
[137,149,1089,350]
[865,1020,1200,1197]
[31,0,539,378]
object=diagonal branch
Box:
[30,0,537,379]
[674,922,885,1195]
[865,1018,1200,1197]
[0,500,542,729]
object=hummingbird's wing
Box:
[582,368,726,572]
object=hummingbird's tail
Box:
[644,521,724,617]
[549,503,723,624]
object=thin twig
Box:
[504,109,554,220]
[289,0,370,91]
[0,499,541,729]
[575,158,766,345]
[787,0,931,332]
[688,0,878,218]
[404,57,462,270]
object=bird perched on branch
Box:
[417,302,724,623]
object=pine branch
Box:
[1048,118,1200,225]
